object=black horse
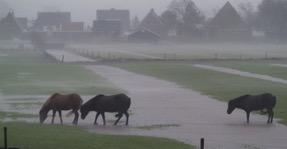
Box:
[227,93,276,123]
[80,93,131,125]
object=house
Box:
[33,12,71,31]
[92,20,121,37]
[0,11,22,40]
[128,29,160,43]
[139,9,164,36]
[61,22,84,32]
[207,1,251,41]
[97,8,130,32]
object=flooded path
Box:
[83,65,287,149]
[194,64,287,85]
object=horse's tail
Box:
[66,111,74,117]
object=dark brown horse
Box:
[39,93,83,125]
[227,93,276,124]
[80,93,131,126]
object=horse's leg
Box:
[73,110,79,125]
[246,111,250,124]
[267,109,274,123]
[124,111,129,126]
[271,109,274,123]
[51,110,56,124]
[114,113,123,125]
[58,110,63,124]
[101,112,106,125]
[94,112,100,125]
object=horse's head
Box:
[227,95,250,114]
[80,106,89,120]
[39,109,48,123]
[227,100,236,114]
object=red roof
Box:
[61,22,84,32]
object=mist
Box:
[7,0,261,23]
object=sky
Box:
[5,0,262,24]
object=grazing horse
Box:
[227,93,276,124]
[80,93,131,126]
[39,93,83,125]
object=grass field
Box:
[0,50,122,95]
[0,50,195,149]
[0,122,193,149]
[112,62,287,124]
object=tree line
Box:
[140,0,287,41]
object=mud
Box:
[83,65,287,149]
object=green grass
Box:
[0,112,37,120]
[0,122,194,149]
[0,50,122,95]
[112,62,287,124]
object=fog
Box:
[6,0,261,23]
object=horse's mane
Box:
[232,94,250,103]
[40,93,59,112]
[82,94,105,107]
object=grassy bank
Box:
[112,62,287,124]
[0,122,193,149]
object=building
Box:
[34,12,71,31]
[93,20,121,37]
[139,9,164,36]
[128,29,160,43]
[61,22,84,32]
[207,1,251,41]
[97,9,130,32]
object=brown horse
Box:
[39,93,83,125]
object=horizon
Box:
[4,0,261,25]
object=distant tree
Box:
[179,1,205,37]
[165,0,205,38]
[0,11,22,40]
[182,2,204,26]
[131,16,140,31]
[160,10,177,32]
[258,0,287,40]
[238,2,256,28]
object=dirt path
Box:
[194,64,287,85]
[83,65,287,149]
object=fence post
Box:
[4,127,7,149]
[200,138,204,149]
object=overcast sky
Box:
[6,0,261,24]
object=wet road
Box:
[83,65,287,149]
